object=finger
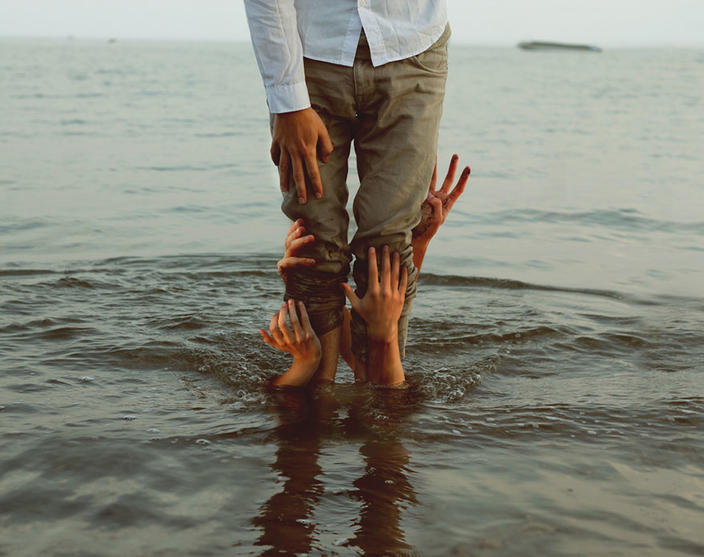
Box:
[285,226,307,256]
[367,246,378,288]
[440,153,459,194]
[319,128,334,163]
[278,303,294,344]
[297,301,315,335]
[400,265,408,296]
[429,157,438,195]
[285,219,304,243]
[381,245,391,291]
[269,313,285,345]
[304,152,323,200]
[290,153,307,204]
[270,141,281,166]
[279,151,291,192]
[284,224,301,253]
[279,256,316,270]
[342,282,361,309]
[391,251,400,289]
[260,329,281,350]
[287,299,303,342]
[289,234,315,254]
[446,166,470,212]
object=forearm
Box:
[339,307,355,371]
[243,0,310,113]
[411,237,431,274]
[367,330,405,386]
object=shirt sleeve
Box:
[243,0,311,114]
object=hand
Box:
[277,218,316,281]
[271,108,334,204]
[342,246,408,343]
[412,154,470,245]
[260,299,321,366]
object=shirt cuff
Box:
[266,81,311,114]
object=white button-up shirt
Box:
[244,0,448,113]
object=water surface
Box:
[1,39,703,555]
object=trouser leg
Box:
[274,58,357,335]
[349,26,450,366]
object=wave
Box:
[473,208,704,235]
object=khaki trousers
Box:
[278,25,450,365]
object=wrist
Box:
[292,352,321,368]
[412,236,431,254]
[272,354,320,388]
[367,325,398,344]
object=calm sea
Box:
[1,38,703,556]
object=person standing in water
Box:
[244,1,453,384]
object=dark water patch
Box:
[0,317,78,334]
[46,378,71,386]
[0,220,49,234]
[421,273,637,303]
[54,277,95,289]
[4,382,53,393]
[0,402,37,414]
[150,314,209,331]
[89,341,186,371]
[92,492,199,530]
[29,326,101,342]
[0,267,57,277]
[0,484,93,525]
[411,322,570,351]
[576,312,642,326]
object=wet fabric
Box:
[277,25,450,363]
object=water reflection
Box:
[253,386,419,555]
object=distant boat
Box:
[518,41,602,52]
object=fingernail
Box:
[299,197,305,204]
[315,192,322,199]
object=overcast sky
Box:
[2,0,703,47]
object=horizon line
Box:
[1,33,703,49]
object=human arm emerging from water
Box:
[268,154,470,385]
[342,246,408,386]
[260,300,322,388]
[266,247,408,388]
[412,154,470,274]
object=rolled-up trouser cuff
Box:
[284,268,346,335]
